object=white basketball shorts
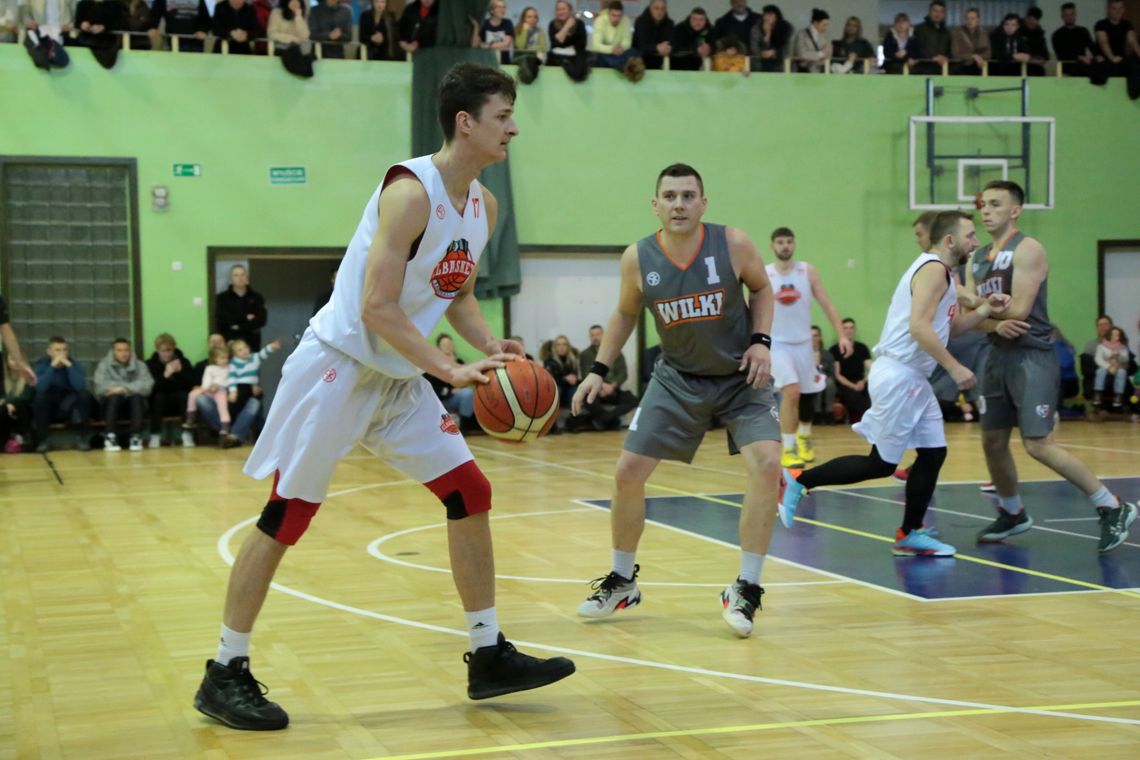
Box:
[851,356,945,465]
[770,339,827,394]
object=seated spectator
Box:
[542,334,579,409]
[633,0,672,71]
[122,0,152,49]
[193,333,228,381]
[810,325,837,424]
[426,334,477,433]
[1096,0,1140,77]
[912,0,951,74]
[1023,6,1050,73]
[951,7,990,75]
[882,13,917,74]
[1052,2,1099,77]
[1053,326,1081,409]
[832,16,873,74]
[791,8,831,73]
[590,1,644,81]
[712,35,748,73]
[513,5,546,81]
[186,346,236,446]
[32,338,92,452]
[547,0,587,77]
[472,0,513,65]
[712,0,759,53]
[73,0,128,68]
[268,0,310,53]
[670,6,712,71]
[830,318,871,423]
[399,0,438,56]
[1094,326,1131,409]
[148,0,210,52]
[226,337,281,435]
[145,333,196,448]
[750,4,791,72]
[1,371,35,453]
[509,334,535,361]
[0,0,18,43]
[575,325,638,431]
[94,338,154,452]
[213,0,259,55]
[1079,314,1113,398]
[310,0,351,59]
[990,13,1031,76]
[360,0,398,60]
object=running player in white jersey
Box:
[965,180,1136,553]
[780,212,1011,556]
[193,64,574,732]
[766,227,852,468]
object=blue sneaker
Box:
[778,468,805,528]
[893,528,956,557]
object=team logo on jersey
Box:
[654,288,725,327]
[430,240,475,299]
[1035,404,1052,419]
[435,204,446,220]
[440,414,460,435]
[322,368,337,383]
[646,271,661,286]
[774,284,802,305]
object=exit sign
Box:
[269,166,306,185]
[173,163,201,177]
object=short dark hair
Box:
[1097,314,1113,323]
[589,324,603,331]
[929,211,972,245]
[113,337,131,346]
[656,163,704,195]
[1001,12,1021,25]
[48,336,67,345]
[842,317,856,325]
[913,210,939,230]
[894,12,909,23]
[983,179,1025,206]
[1026,7,1042,19]
[811,8,828,23]
[606,0,623,11]
[438,63,517,143]
[1061,2,1076,11]
[929,0,945,8]
[770,226,795,240]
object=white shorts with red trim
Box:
[770,339,827,394]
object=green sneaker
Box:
[1097,501,1137,554]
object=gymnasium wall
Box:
[2,44,1137,359]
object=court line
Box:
[1044,517,1100,523]
[370,698,1140,760]
[366,511,847,589]
[1062,442,1140,456]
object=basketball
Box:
[474,360,560,442]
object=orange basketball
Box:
[474,360,560,442]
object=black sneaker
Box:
[464,633,575,700]
[1097,501,1137,554]
[721,578,764,637]
[194,657,289,730]
[976,508,1033,542]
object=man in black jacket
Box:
[634,0,674,70]
[912,0,950,74]
[1052,3,1099,76]
[215,264,267,350]
[146,333,198,447]
[713,0,759,53]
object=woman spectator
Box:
[513,6,547,60]
[750,4,792,72]
[792,8,832,73]
[833,16,873,73]
[882,12,917,74]
[361,0,398,60]
[951,7,990,75]
[473,0,514,65]
[542,335,580,409]
[547,0,587,77]
[267,0,310,53]
[1094,327,1131,409]
[989,13,1030,76]
[670,6,712,71]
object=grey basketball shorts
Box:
[979,345,1059,438]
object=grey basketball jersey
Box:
[972,231,1054,351]
[637,223,751,376]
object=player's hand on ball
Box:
[985,293,1012,315]
[572,373,603,416]
[740,345,771,389]
[452,356,508,387]
[995,319,1031,339]
[950,363,976,391]
[485,338,524,359]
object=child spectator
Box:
[1094,327,1131,409]
[227,338,280,403]
[712,35,749,73]
[186,346,232,443]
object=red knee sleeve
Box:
[257,470,322,546]
[424,460,492,519]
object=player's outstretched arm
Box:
[572,244,641,414]
[727,227,773,389]
[807,263,852,357]
[909,262,974,390]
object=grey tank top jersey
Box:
[971,231,1054,351]
[637,223,751,376]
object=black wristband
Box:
[589,361,610,378]
[750,333,772,348]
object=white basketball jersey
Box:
[872,253,957,377]
[766,261,813,344]
[311,155,488,378]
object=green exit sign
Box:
[269,166,306,185]
[173,163,201,177]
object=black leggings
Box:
[798,392,816,423]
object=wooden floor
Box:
[3,419,1140,759]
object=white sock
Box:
[797,422,812,437]
[1090,486,1119,510]
[739,551,765,585]
[782,433,796,449]
[465,607,500,652]
[216,625,251,666]
[999,495,1024,514]
[612,549,637,581]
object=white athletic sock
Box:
[782,433,797,449]
[1089,486,1119,510]
[999,495,1024,514]
[739,551,765,585]
[465,607,500,652]
[797,422,812,437]
[216,625,251,666]
[612,550,637,581]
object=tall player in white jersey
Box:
[192,64,574,732]
[766,227,852,468]
[780,212,1011,556]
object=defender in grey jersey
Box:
[570,163,783,638]
[965,180,1136,553]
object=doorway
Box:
[1099,241,1140,357]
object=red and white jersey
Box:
[311,155,488,378]
[765,261,813,344]
[872,253,957,377]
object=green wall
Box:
[3,45,1137,356]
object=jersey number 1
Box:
[703,256,720,285]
